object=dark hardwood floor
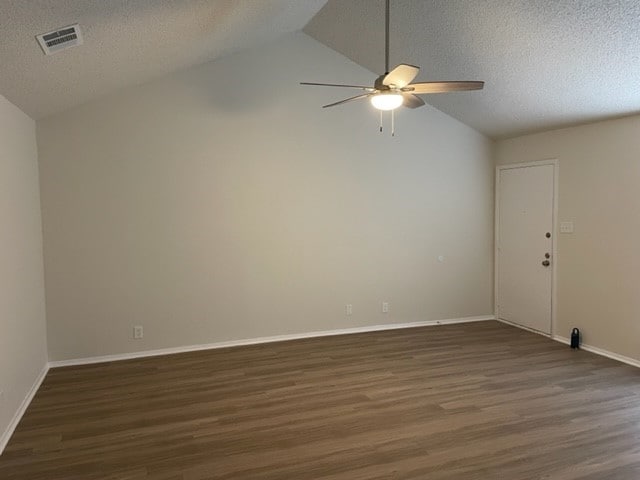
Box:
[2,321,640,479]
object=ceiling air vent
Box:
[36,24,83,55]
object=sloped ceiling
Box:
[0,0,326,119]
[305,0,640,138]
[3,0,639,138]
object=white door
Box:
[496,163,555,334]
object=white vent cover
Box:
[36,24,83,55]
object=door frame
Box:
[495,159,559,336]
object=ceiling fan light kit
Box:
[301,0,484,135]
[370,92,403,111]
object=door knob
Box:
[542,260,550,267]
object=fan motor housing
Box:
[374,75,392,91]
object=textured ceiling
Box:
[0,0,326,119]
[305,0,640,138]
[3,0,639,136]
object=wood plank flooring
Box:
[2,321,640,479]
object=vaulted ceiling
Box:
[1,1,639,139]
[0,0,326,119]
[305,0,640,138]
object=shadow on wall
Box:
[177,33,376,115]
[183,46,297,113]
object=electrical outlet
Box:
[382,302,389,313]
[345,304,353,316]
[133,325,143,339]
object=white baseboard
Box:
[496,318,640,370]
[9,317,635,459]
[495,317,552,337]
[1,316,494,454]
[0,364,49,456]
[553,335,640,369]
[49,315,495,368]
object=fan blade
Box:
[383,64,420,88]
[404,81,484,94]
[402,93,425,109]
[301,82,373,91]
[323,93,371,108]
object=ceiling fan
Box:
[301,0,484,132]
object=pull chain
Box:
[376,111,399,136]
[391,109,395,136]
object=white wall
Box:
[0,94,48,450]
[38,32,494,362]
[495,114,640,361]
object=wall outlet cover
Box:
[133,326,144,339]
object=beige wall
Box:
[0,94,48,448]
[495,114,640,361]
[38,32,494,362]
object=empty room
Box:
[1,0,640,478]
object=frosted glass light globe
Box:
[370,92,403,111]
